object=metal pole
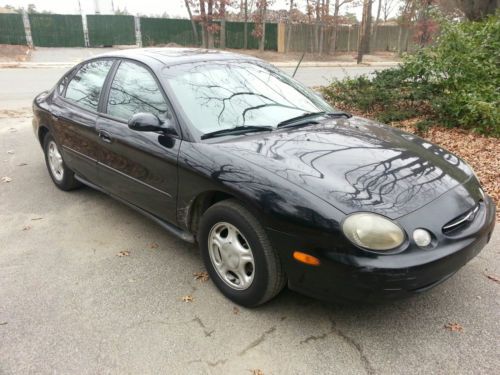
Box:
[22,10,33,48]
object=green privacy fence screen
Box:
[140,18,278,51]
[87,15,135,46]
[141,18,199,46]
[29,14,84,47]
[0,13,26,45]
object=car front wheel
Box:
[43,133,81,191]
[198,199,286,307]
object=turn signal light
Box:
[293,251,320,266]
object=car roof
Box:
[96,47,262,67]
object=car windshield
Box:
[162,61,334,136]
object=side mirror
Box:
[128,112,177,135]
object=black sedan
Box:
[33,48,496,306]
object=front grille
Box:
[442,203,480,235]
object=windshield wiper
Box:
[277,111,352,129]
[201,125,273,140]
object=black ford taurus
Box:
[33,48,496,306]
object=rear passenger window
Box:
[65,60,113,112]
[107,61,169,121]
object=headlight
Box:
[342,213,405,251]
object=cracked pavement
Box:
[1,110,499,374]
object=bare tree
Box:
[244,0,248,48]
[253,0,270,52]
[453,0,497,20]
[357,0,373,64]
[329,0,356,55]
[372,0,382,48]
[285,0,294,53]
[382,0,396,21]
[185,0,199,45]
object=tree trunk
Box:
[220,1,226,49]
[357,0,372,64]
[454,0,498,21]
[200,0,208,48]
[243,0,248,49]
[330,0,340,54]
[207,0,214,48]
[372,0,382,51]
[285,0,294,53]
[184,0,199,45]
[259,2,267,52]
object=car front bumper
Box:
[267,196,496,303]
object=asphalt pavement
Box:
[0,68,499,374]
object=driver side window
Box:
[107,61,169,122]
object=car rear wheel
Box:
[198,199,286,307]
[43,133,81,191]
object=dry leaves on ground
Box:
[394,120,500,221]
[233,306,240,315]
[31,217,43,221]
[22,225,31,231]
[444,322,463,332]
[17,163,28,167]
[251,370,265,375]
[117,251,130,257]
[194,271,209,282]
[149,242,159,249]
[1,176,12,183]
[181,295,194,302]
[7,150,14,154]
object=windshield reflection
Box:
[163,61,333,135]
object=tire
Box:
[43,133,81,191]
[198,199,286,307]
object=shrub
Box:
[322,14,500,136]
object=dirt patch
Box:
[0,44,31,62]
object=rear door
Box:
[51,59,114,182]
[95,59,180,224]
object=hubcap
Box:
[47,141,64,182]
[208,222,255,290]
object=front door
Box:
[95,60,180,224]
[52,59,114,183]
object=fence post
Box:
[81,14,89,47]
[22,10,33,48]
[277,22,285,53]
[134,16,142,47]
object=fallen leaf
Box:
[1,176,12,183]
[194,271,209,282]
[251,370,264,375]
[31,217,43,221]
[7,150,14,154]
[117,251,130,257]
[233,306,240,315]
[22,225,31,231]
[149,242,159,249]
[485,274,500,284]
[17,163,28,167]
[444,322,463,332]
[181,295,194,302]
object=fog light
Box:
[413,229,432,247]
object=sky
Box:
[0,0,384,19]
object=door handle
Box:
[98,130,112,143]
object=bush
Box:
[322,14,500,136]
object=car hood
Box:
[212,117,475,219]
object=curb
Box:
[0,61,401,69]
